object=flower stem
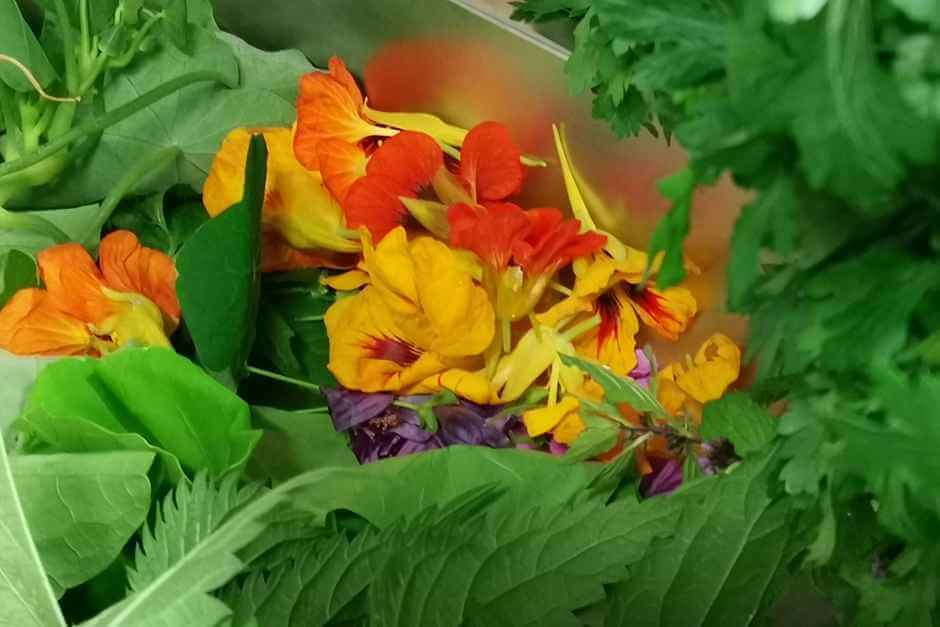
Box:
[0,71,229,180]
[245,366,321,393]
[501,318,512,354]
[561,314,600,342]
[53,0,79,93]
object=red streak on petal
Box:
[631,287,678,327]
[595,290,621,352]
[364,335,422,367]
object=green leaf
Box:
[177,134,266,382]
[646,167,696,289]
[0,433,66,627]
[605,453,801,627]
[0,351,52,432]
[892,0,940,27]
[12,451,154,591]
[768,0,829,23]
[0,0,57,92]
[79,469,311,627]
[561,353,667,417]
[288,446,608,529]
[563,415,620,463]
[247,407,356,483]
[15,348,261,482]
[127,472,260,591]
[700,392,777,458]
[216,31,313,105]
[0,249,37,306]
[0,204,103,255]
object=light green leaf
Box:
[700,393,777,458]
[605,452,799,627]
[0,204,103,255]
[0,351,51,433]
[0,432,66,627]
[177,134,265,381]
[12,451,154,591]
[563,416,620,463]
[561,353,667,417]
[15,348,261,482]
[768,0,829,23]
[247,407,356,483]
[892,0,940,26]
[0,0,57,92]
[216,31,313,104]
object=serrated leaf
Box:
[561,353,667,417]
[0,432,66,627]
[605,452,799,626]
[646,167,696,289]
[563,417,620,463]
[13,451,154,591]
[177,134,266,382]
[700,393,776,458]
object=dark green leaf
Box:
[13,451,154,591]
[0,0,57,92]
[176,134,266,382]
[645,167,695,289]
[0,248,37,306]
[700,392,777,458]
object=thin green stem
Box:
[108,12,163,70]
[79,0,91,68]
[392,400,421,411]
[0,70,228,181]
[245,366,321,392]
[500,318,512,354]
[90,146,179,237]
[53,0,79,93]
[561,314,600,342]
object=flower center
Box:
[364,335,422,367]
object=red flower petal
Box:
[459,121,524,202]
[367,131,443,196]
[512,208,607,277]
[448,201,530,271]
[344,176,407,242]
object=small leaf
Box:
[0,249,37,307]
[645,167,696,289]
[177,134,266,383]
[563,416,620,463]
[700,393,777,458]
[561,354,667,417]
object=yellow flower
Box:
[203,127,360,272]
[324,227,496,402]
[490,324,586,403]
[657,333,742,421]
[523,396,585,445]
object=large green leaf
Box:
[0,0,56,92]
[12,451,154,591]
[176,134,266,382]
[0,204,104,256]
[0,433,66,627]
[19,28,300,208]
[289,445,607,528]
[604,452,800,626]
[0,249,37,306]
[247,407,356,482]
[15,348,261,482]
[700,393,777,458]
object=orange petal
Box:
[512,208,607,277]
[0,288,94,356]
[366,131,442,195]
[318,139,369,202]
[37,243,113,324]
[459,121,524,202]
[343,177,408,242]
[327,56,364,108]
[447,201,531,271]
[99,230,180,325]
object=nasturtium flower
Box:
[0,231,179,356]
[203,127,361,272]
[657,332,742,420]
[324,227,496,402]
[449,202,606,324]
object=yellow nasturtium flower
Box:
[203,127,361,272]
[324,227,496,402]
[657,332,742,421]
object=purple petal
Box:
[630,348,652,378]
[548,440,568,456]
[324,388,394,432]
[640,457,683,497]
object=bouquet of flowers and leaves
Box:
[0,1,835,626]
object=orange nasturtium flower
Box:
[325,227,496,403]
[449,202,607,327]
[0,231,180,356]
[203,127,361,272]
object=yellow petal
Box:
[629,284,697,341]
[572,255,621,297]
[553,411,586,445]
[523,396,580,437]
[534,294,594,328]
[401,197,450,240]
[677,333,741,403]
[656,364,687,416]
[362,102,468,146]
[434,368,497,404]
[491,326,575,402]
[362,227,419,315]
[323,268,370,291]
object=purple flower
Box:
[630,348,652,389]
[548,440,568,456]
[640,456,683,497]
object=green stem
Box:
[501,318,512,354]
[245,366,321,392]
[53,0,79,93]
[107,12,163,70]
[90,146,179,238]
[0,71,228,181]
[393,400,421,411]
[561,314,600,342]
[79,0,91,69]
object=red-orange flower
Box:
[458,121,524,203]
[0,231,180,356]
[343,131,443,241]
